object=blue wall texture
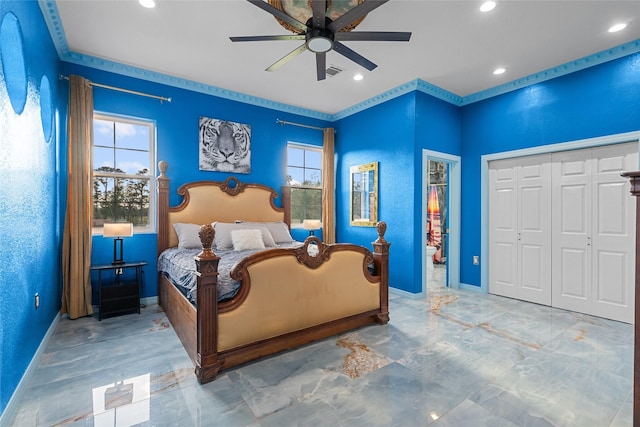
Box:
[459,53,640,287]
[0,0,61,416]
[336,93,417,291]
[60,63,331,297]
[2,1,640,419]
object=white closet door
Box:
[489,158,519,299]
[552,142,636,323]
[551,149,593,314]
[489,154,551,303]
[590,143,637,323]
[517,155,552,305]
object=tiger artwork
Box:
[199,117,251,173]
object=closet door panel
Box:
[551,150,592,313]
[590,143,637,323]
[489,159,519,298]
[517,155,551,305]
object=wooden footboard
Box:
[188,223,390,383]
[156,162,390,383]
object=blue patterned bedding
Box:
[158,243,301,305]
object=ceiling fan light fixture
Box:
[307,36,333,53]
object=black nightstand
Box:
[90,261,146,320]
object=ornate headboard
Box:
[157,161,289,253]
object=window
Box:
[286,143,322,228]
[92,114,155,233]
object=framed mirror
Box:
[350,162,378,227]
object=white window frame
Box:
[286,142,323,229]
[92,113,156,235]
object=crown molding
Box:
[61,51,333,121]
[460,38,640,105]
[332,80,418,120]
[38,1,640,119]
[38,0,68,58]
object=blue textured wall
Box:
[459,52,640,287]
[335,91,461,293]
[0,0,60,416]
[60,63,331,296]
[335,93,418,292]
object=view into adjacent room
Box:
[427,159,448,289]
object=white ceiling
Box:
[52,0,640,115]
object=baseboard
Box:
[141,296,158,307]
[458,282,485,293]
[0,313,60,426]
[389,286,426,299]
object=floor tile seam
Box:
[23,351,195,391]
[467,388,554,427]
[607,389,633,427]
[52,326,179,353]
[534,343,634,381]
[489,361,632,408]
[48,321,174,348]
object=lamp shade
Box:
[302,219,321,230]
[103,223,133,238]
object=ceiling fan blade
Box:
[316,52,326,81]
[246,0,308,33]
[266,43,308,72]
[328,0,389,33]
[230,35,306,42]
[312,0,327,29]
[333,41,377,71]
[335,31,411,42]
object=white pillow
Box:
[213,222,276,249]
[236,221,294,243]
[231,229,265,251]
[173,223,202,249]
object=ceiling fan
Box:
[230,0,412,80]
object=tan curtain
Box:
[322,128,336,243]
[61,75,94,319]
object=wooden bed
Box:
[156,161,391,383]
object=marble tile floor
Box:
[8,283,633,427]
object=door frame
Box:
[480,130,640,293]
[422,150,461,293]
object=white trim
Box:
[141,296,158,307]
[92,113,157,235]
[422,150,461,293]
[0,313,60,425]
[480,130,640,294]
[390,286,426,300]
[459,282,484,293]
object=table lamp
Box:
[103,223,133,265]
[302,219,321,236]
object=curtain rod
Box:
[59,75,172,103]
[276,119,332,132]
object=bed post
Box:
[194,224,223,383]
[281,185,292,228]
[621,171,640,426]
[372,221,390,324]
[157,160,169,255]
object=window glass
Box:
[286,143,322,227]
[93,114,155,233]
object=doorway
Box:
[422,150,461,294]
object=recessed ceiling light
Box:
[480,1,496,12]
[608,23,627,33]
[353,74,364,81]
[139,0,156,8]
[493,67,506,75]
